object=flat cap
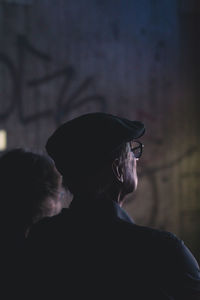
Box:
[46,112,145,176]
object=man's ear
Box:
[112,159,124,183]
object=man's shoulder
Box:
[118,221,200,295]
[116,218,179,247]
[115,220,189,267]
[120,220,198,267]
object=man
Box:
[28,112,200,299]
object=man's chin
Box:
[120,187,135,206]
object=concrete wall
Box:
[0,0,199,260]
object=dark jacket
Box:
[27,197,200,299]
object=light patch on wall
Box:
[0,130,7,151]
[0,0,33,5]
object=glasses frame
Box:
[130,141,144,159]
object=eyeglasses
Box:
[130,141,144,159]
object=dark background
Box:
[0,0,199,262]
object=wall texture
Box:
[0,0,199,261]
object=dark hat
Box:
[46,112,145,177]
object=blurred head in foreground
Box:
[0,148,62,238]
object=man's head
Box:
[46,112,145,202]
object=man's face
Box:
[120,142,138,204]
